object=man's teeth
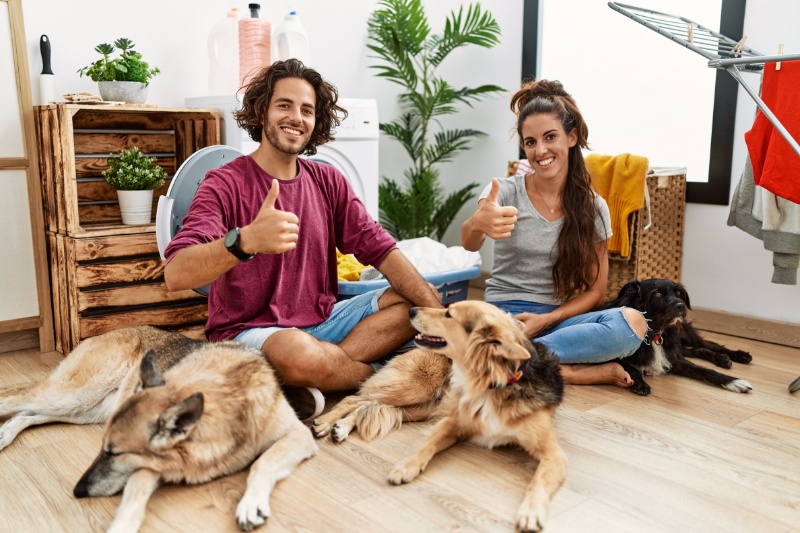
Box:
[282,126,302,135]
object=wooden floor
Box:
[2,324,800,532]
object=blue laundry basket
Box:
[337,266,481,306]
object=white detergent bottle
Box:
[207,7,241,95]
[274,10,310,65]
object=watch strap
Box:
[225,228,256,262]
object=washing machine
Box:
[183,95,379,219]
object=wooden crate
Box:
[33,105,219,353]
[47,231,208,354]
[34,104,220,236]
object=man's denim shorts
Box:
[235,287,389,350]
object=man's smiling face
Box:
[262,77,316,155]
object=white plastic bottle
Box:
[239,3,271,89]
[274,10,310,65]
[207,7,241,95]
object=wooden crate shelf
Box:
[34,105,218,353]
[47,232,208,354]
[34,104,220,236]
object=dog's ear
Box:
[152,392,204,447]
[475,326,531,362]
[616,280,641,306]
[676,284,692,309]
[140,350,165,389]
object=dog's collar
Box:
[647,331,664,346]
[490,361,529,389]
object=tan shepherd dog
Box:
[0,326,317,533]
[314,301,567,532]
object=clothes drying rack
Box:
[610,2,800,394]
[608,2,800,159]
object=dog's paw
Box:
[630,382,651,396]
[729,350,753,364]
[236,490,271,531]
[388,460,424,485]
[310,420,331,439]
[713,355,733,369]
[723,379,752,393]
[331,420,354,443]
[516,499,547,532]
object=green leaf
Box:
[369,0,503,241]
[430,3,501,67]
[425,128,487,166]
[432,183,480,240]
[102,147,166,191]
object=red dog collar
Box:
[490,362,528,389]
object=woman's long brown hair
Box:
[510,79,605,301]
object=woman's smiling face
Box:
[521,112,577,181]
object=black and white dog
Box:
[607,279,753,396]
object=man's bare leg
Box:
[337,287,422,364]
[261,330,372,391]
[261,286,440,391]
[560,363,633,388]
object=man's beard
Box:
[264,121,310,155]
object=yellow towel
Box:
[336,249,369,281]
[585,153,648,257]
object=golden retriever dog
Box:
[315,301,566,532]
[1,326,317,533]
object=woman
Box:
[461,79,645,387]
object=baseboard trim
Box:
[0,328,39,354]
[690,307,800,349]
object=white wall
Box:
[19,0,798,324]
[682,0,800,324]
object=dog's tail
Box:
[354,401,405,441]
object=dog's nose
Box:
[675,302,685,311]
[409,307,418,318]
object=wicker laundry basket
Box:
[506,161,686,300]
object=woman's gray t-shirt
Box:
[480,175,612,305]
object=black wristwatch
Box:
[224,228,256,262]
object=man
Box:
[164,59,441,419]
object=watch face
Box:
[224,228,238,248]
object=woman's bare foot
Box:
[559,362,633,388]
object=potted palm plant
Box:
[367,0,503,241]
[77,38,160,104]
[103,147,167,225]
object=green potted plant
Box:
[77,38,160,104]
[367,0,503,241]
[103,147,167,225]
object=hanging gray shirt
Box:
[480,175,612,305]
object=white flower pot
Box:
[98,81,149,104]
[117,189,154,225]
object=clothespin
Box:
[776,43,784,71]
[732,35,748,57]
[687,23,693,43]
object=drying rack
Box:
[608,2,800,159]
[610,2,800,394]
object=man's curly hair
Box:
[233,59,347,156]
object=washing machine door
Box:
[155,145,244,296]
[304,146,367,206]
